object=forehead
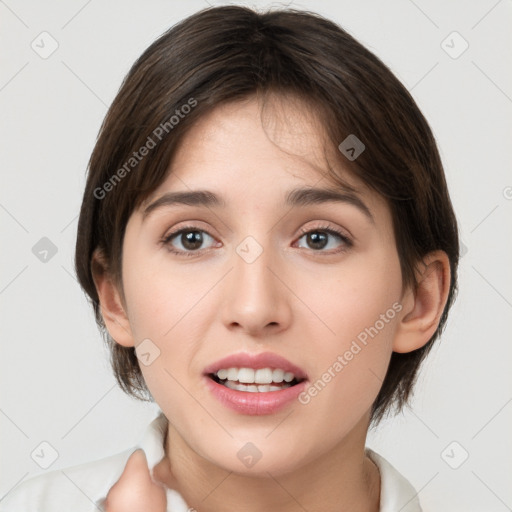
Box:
[132,95,395,247]
[146,95,372,204]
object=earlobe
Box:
[91,249,136,347]
[393,250,451,354]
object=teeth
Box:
[238,368,255,383]
[227,368,238,381]
[224,380,237,391]
[283,372,294,382]
[224,380,292,392]
[215,367,298,385]
[272,369,284,383]
[255,368,273,384]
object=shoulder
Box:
[0,448,133,512]
[366,449,423,512]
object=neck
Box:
[154,414,380,512]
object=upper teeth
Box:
[216,367,296,384]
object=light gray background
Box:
[1,0,511,510]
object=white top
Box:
[0,412,422,511]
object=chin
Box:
[203,439,311,478]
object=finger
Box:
[104,449,167,512]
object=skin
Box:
[97,95,451,512]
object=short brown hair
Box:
[75,5,459,424]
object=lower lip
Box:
[204,376,308,416]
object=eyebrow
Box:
[142,187,374,222]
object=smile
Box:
[210,367,303,392]
[203,352,309,415]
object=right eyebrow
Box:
[142,190,226,220]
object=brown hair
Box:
[75,5,459,424]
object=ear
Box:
[91,248,136,347]
[393,250,451,353]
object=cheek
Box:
[295,302,398,450]
[121,250,216,385]
[303,245,403,345]
[122,246,198,339]
[295,248,401,421]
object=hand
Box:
[104,449,167,512]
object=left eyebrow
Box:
[142,186,374,223]
[284,187,374,223]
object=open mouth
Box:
[208,367,306,393]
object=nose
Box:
[220,237,292,337]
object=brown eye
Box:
[303,231,329,250]
[178,230,204,250]
[296,226,352,253]
[163,227,217,256]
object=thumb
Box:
[104,449,167,512]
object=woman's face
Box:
[119,96,405,475]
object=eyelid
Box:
[162,219,215,239]
[297,221,352,241]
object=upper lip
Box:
[204,351,308,380]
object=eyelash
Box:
[161,223,353,258]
